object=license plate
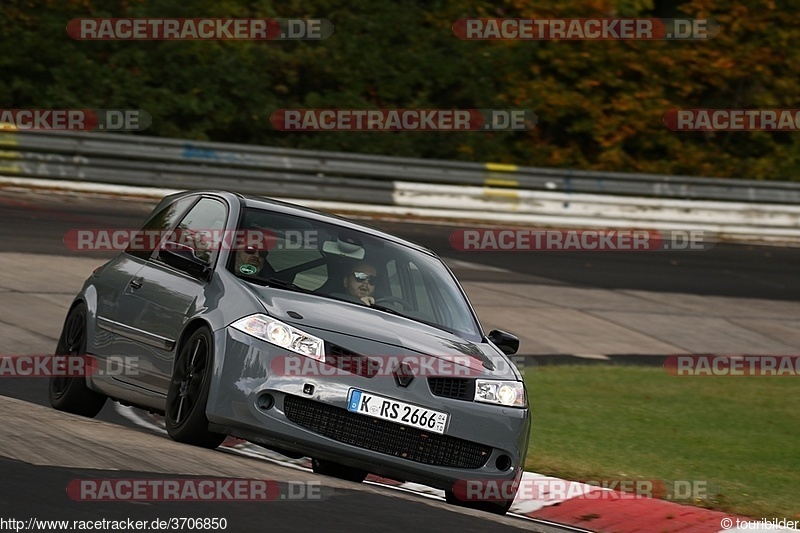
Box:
[347,389,448,434]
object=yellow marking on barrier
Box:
[0,150,20,159]
[484,178,519,187]
[0,164,20,173]
[482,187,520,199]
[0,133,18,146]
[485,163,518,172]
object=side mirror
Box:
[158,242,211,280]
[487,329,519,355]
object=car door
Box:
[112,197,229,394]
[93,195,197,360]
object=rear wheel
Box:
[165,327,226,449]
[445,490,514,515]
[48,303,107,417]
[311,458,368,483]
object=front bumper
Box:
[206,327,531,492]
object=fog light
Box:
[495,455,512,471]
[256,393,274,410]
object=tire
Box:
[48,303,107,417]
[311,458,368,483]
[445,490,514,516]
[165,327,226,449]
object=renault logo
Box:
[393,361,414,388]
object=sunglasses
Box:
[352,271,377,284]
[241,246,264,257]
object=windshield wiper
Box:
[266,278,314,294]
[370,303,406,317]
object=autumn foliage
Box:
[1,0,798,180]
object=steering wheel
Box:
[375,296,414,310]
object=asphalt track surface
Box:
[0,455,536,533]
[1,188,797,532]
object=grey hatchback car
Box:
[49,190,530,514]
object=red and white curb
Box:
[117,406,797,532]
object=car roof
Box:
[187,190,437,258]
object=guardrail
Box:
[3,130,800,203]
[1,130,799,241]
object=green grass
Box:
[523,365,800,519]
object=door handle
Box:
[129,277,143,290]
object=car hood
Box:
[244,286,517,379]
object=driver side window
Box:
[164,198,227,264]
[126,196,195,260]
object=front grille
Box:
[428,378,475,401]
[283,395,491,469]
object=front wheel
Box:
[48,303,107,417]
[165,327,226,449]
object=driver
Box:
[342,261,378,306]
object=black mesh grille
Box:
[428,378,475,401]
[283,395,491,469]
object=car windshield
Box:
[227,207,482,341]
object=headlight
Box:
[475,380,526,408]
[230,314,325,361]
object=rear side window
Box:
[126,196,196,260]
